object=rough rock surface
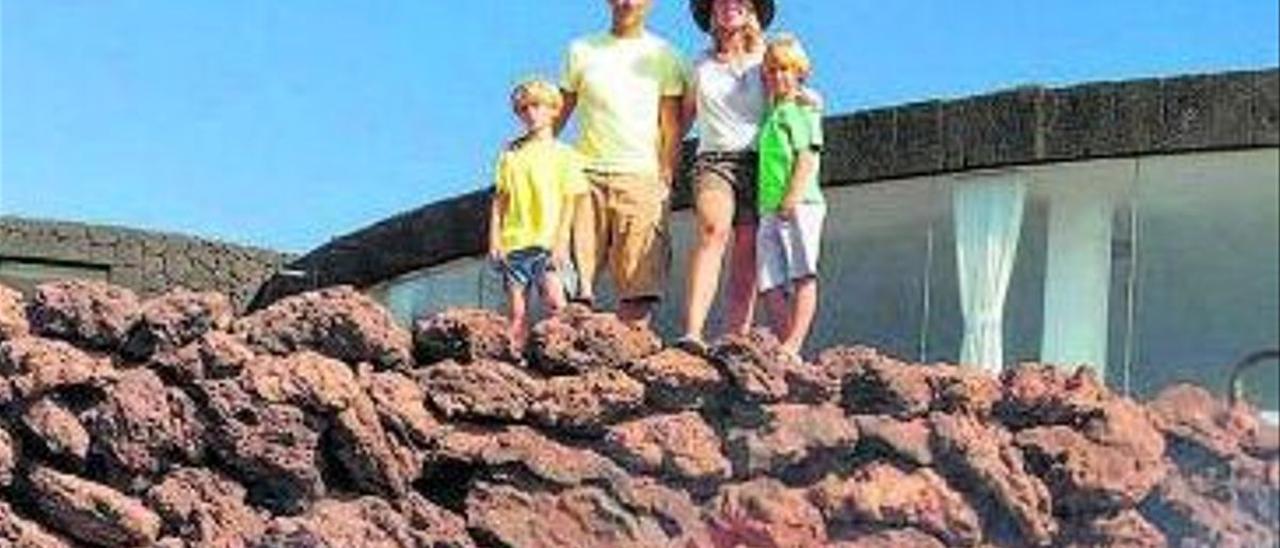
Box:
[1,500,72,548]
[27,465,161,546]
[413,308,516,365]
[419,359,542,422]
[527,306,662,374]
[809,462,983,547]
[627,347,725,410]
[852,414,934,466]
[1015,397,1167,514]
[149,330,255,386]
[0,336,116,404]
[123,288,233,360]
[21,397,91,466]
[726,403,858,480]
[467,482,668,548]
[0,284,28,342]
[0,283,1274,547]
[929,412,1055,545]
[603,411,731,487]
[28,279,140,351]
[82,368,205,490]
[707,477,828,547]
[259,495,472,547]
[710,329,805,403]
[531,367,645,434]
[145,467,266,546]
[235,285,411,369]
[0,426,15,488]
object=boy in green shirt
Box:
[756,33,824,358]
[489,78,589,349]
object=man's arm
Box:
[679,82,697,138]
[555,91,578,136]
[657,95,682,188]
[779,150,818,219]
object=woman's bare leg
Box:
[682,186,734,342]
[723,222,758,336]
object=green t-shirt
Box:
[757,100,824,214]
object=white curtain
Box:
[1041,184,1116,375]
[954,175,1027,374]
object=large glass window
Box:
[368,149,1279,413]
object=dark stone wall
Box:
[251,67,1279,308]
[0,216,293,310]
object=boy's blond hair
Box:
[764,33,811,79]
[510,78,563,113]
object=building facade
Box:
[254,68,1280,411]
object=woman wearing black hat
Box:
[677,0,777,352]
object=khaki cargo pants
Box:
[571,171,671,302]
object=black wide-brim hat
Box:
[691,0,775,33]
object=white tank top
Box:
[693,51,766,154]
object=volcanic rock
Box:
[0,500,72,548]
[710,329,804,403]
[419,359,542,422]
[27,465,161,547]
[1057,509,1165,548]
[28,280,140,352]
[998,364,1108,428]
[413,308,516,365]
[726,403,858,480]
[627,347,726,411]
[527,306,662,375]
[81,368,205,490]
[1015,397,1166,514]
[530,367,645,434]
[929,412,1055,546]
[0,284,28,342]
[145,467,266,546]
[707,477,828,547]
[0,425,15,488]
[602,411,731,487]
[235,285,411,370]
[466,482,669,548]
[809,462,982,547]
[258,495,473,547]
[149,330,255,386]
[840,353,935,419]
[0,336,116,404]
[21,397,90,467]
[851,414,934,466]
[123,289,233,360]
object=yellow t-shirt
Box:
[494,138,588,253]
[561,31,686,174]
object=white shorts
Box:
[756,203,826,292]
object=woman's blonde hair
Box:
[510,78,563,114]
[764,33,811,79]
[711,1,764,54]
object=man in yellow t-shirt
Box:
[558,0,687,327]
[490,79,588,349]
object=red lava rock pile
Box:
[0,280,1276,547]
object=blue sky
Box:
[3,1,1277,253]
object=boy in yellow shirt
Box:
[489,78,588,348]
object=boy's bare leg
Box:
[761,287,789,342]
[506,283,530,350]
[540,271,567,315]
[782,277,818,356]
[723,223,758,336]
[682,187,734,342]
